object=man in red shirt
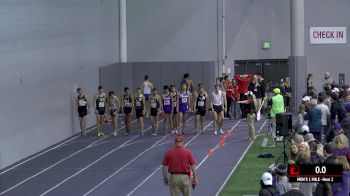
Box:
[223,75,234,119]
[234,74,253,118]
[162,136,198,196]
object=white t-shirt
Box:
[213,90,225,106]
[143,81,152,94]
[315,103,330,126]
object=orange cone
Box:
[208,149,213,156]
[190,172,193,177]
[220,140,225,147]
[226,130,231,136]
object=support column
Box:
[289,0,306,110]
[120,0,127,62]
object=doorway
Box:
[234,59,289,91]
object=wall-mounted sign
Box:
[262,41,270,49]
[310,27,347,44]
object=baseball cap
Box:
[331,88,340,93]
[275,164,288,176]
[273,88,281,94]
[334,123,342,130]
[175,136,184,143]
[333,123,344,136]
[302,96,311,102]
[261,172,273,186]
[301,125,309,133]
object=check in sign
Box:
[310,27,347,44]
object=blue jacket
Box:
[304,107,322,132]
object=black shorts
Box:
[150,108,159,117]
[110,109,117,117]
[124,107,132,114]
[173,107,178,114]
[196,109,206,117]
[136,109,144,119]
[213,105,223,113]
[78,107,87,117]
[96,108,105,116]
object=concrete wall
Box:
[0,0,119,169]
[100,62,216,98]
[305,0,350,91]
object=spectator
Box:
[231,79,240,120]
[281,77,292,112]
[259,172,276,196]
[238,91,257,141]
[305,132,324,156]
[257,73,266,92]
[298,104,307,130]
[304,99,322,141]
[332,156,350,196]
[297,142,311,164]
[223,75,234,119]
[331,88,347,123]
[341,102,350,140]
[306,73,313,90]
[316,96,330,143]
[294,133,305,145]
[269,88,285,140]
[290,143,299,162]
[333,133,350,163]
[275,164,292,195]
[309,141,324,164]
[323,143,337,164]
[249,75,265,113]
[234,74,253,118]
[281,183,305,196]
[299,182,316,196]
[323,72,334,91]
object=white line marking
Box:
[125,120,214,196]
[83,117,196,196]
[41,117,191,196]
[0,119,138,195]
[214,119,268,196]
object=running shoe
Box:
[172,130,176,134]
[97,132,101,137]
[113,131,117,137]
[214,130,218,135]
[124,132,130,136]
[141,132,145,136]
[100,132,105,136]
[175,130,179,134]
[220,129,224,134]
[152,131,157,136]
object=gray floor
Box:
[0,115,269,196]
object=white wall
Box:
[0,0,119,169]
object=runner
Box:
[76,88,90,136]
[162,85,173,135]
[181,73,194,112]
[108,91,120,136]
[134,88,146,136]
[195,85,208,134]
[122,87,133,136]
[93,86,107,137]
[170,85,179,134]
[141,75,153,118]
[150,88,162,136]
[178,83,190,135]
[211,84,227,135]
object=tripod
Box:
[261,117,275,148]
[274,129,298,165]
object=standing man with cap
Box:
[162,136,198,196]
[276,164,292,195]
[268,88,285,141]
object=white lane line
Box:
[214,119,268,196]
[0,119,138,195]
[41,117,192,196]
[83,117,196,196]
[125,120,214,196]
[0,125,97,175]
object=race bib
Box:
[198,101,204,107]
[181,98,187,103]
[136,101,141,107]
[98,102,105,108]
[254,88,257,92]
[151,102,157,108]
[124,102,130,107]
[79,100,86,106]
[164,100,170,105]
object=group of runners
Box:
[75,75,228,137]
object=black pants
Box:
[226,96,232,118]
[240,93,247,118]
